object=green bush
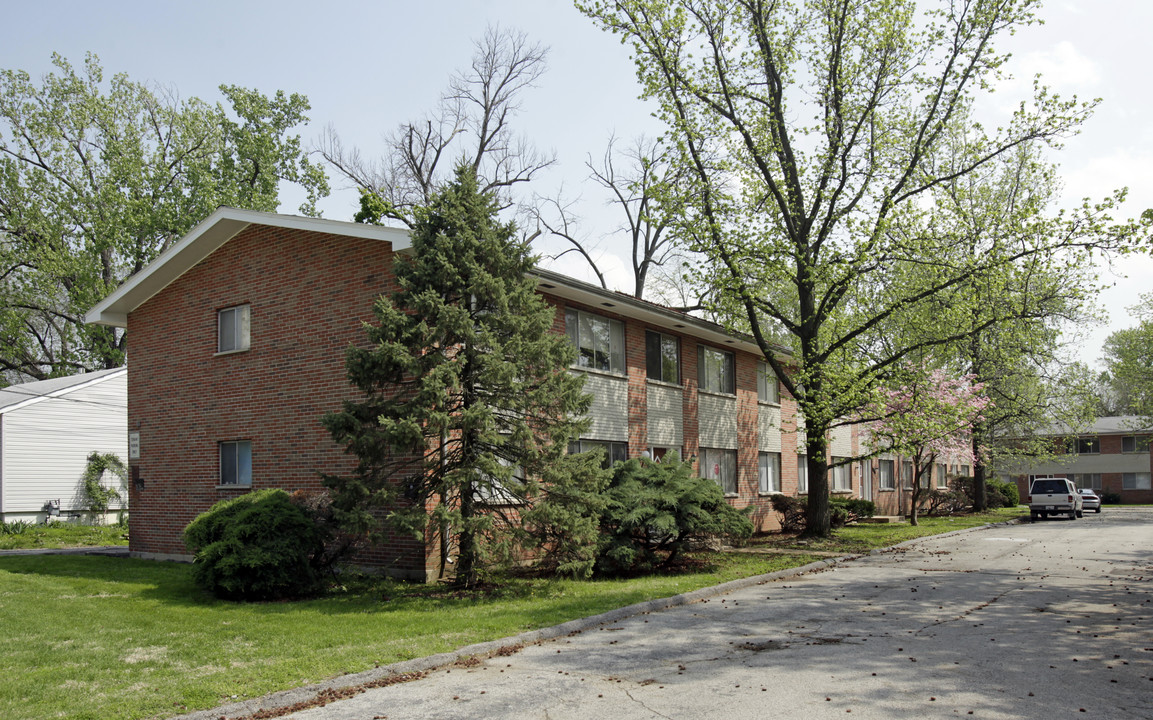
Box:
[768,494,807,532]
[183,489,326,601]
[0,520,32,535]
[985,477,1019,508]
[596,455,753,574]
[830,497,876,524]
[1100,491,1121,505]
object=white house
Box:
[0,368,128,523]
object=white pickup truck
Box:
[1027,477,1084,521]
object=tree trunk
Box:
[971,427,987,512]
[801,433,831,537]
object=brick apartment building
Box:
[1001,416,1153,505]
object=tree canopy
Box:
[322,165,605,587]
[0,53,329,383]
[579,0,1149,534]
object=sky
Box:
[2,0,1149,369]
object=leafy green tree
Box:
[1100,296,1153,421]
[579,0,1147,535]
[323,165,604,587]
[0,53,329,383]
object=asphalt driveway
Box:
[197,510,1153,720]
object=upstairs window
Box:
[1075,437,1100,454]
[757,362,780,403]
[1122,436,1150,453]
[698,346,735,394]
[219,440,252,486]
[645,331,680,384]
[217,305,250,353]
[565,309,624,373]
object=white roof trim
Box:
[0,367,126,415]
[84,207,412,328]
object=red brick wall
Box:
[126,225,433,577]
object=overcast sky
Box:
[3,0,1148,369]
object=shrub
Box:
[1100,491,1121,505]
[80,452,126,517]
[922,489,967,516]
[288,489,365,581]
[596,455,753,574]
[183,489,325,601]
[0,520,32,535]
[985,477,1019,508]
[830,497,876,524]
[768,494,807,533]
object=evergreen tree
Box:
[323,165,604,587]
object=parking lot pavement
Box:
[189,510,1153,720]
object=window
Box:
[698,346,735,394]
[758,452,781,493]
[936,463,949,489]
[1122,472,1152,490]
[701,447,737,494]
[219,441,252,486]
[860,459,873,488]
[831,457,851,492]
[565,309,625,373]
[960,464,971,477]
[648,446,682,463]
[217,305,250,353]
[901,461,913,489]
[570,439,628,469]
[1122,436,1150,453]
[757,362,780,403]
[878,459,895,490]
[645,331,680,384]
[1075,437,1100,454]
[1072,473,1101,490]
[797,453,808,494]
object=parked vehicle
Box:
[1027,478,1083,521]
[1078,488,1102,513]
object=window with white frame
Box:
[701,447,737,494]
[645,331,680,384]
[901,461,913,489]
[570,439,628,469]
[757,362,780,403]
[698,346,736,394]
[217,305,250,353]
[860,459,873,488]
[878,459,895,490]
[758,451,781,493]
[936,463,949,488]
[831,456,851,492]
[1122,436,1151,453]
[1122,472,1152,490]
[565,308,625,373]
[797,453,808,494]
[219,440,252,486]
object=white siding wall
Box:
[829,425,853,457]
[698,392,737,449]
[581,372,629,442]
[0,372,127,518]
[758,404,781,452]
[1007,453,1150,476]
[647,383,683,447]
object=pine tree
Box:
[323,165,605,587]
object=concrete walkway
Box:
[0,544,128,557]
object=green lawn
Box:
[0,509,1024,720]
[0,521,128,550]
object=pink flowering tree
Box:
[865,367,990,525]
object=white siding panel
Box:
[758,405,781,451]
[1,373,127,514]
[829,425,852,456]
[698,392,737,449]
[647,383,683,447]
[581,372,629,442]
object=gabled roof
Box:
[82,207,788,360]
[0,367,126,414]
[84,207,413,327]
[1041,416,1153,436]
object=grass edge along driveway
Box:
[0,510,1023,720]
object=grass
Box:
[0,508,1024,720]
[0,521,128,550]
